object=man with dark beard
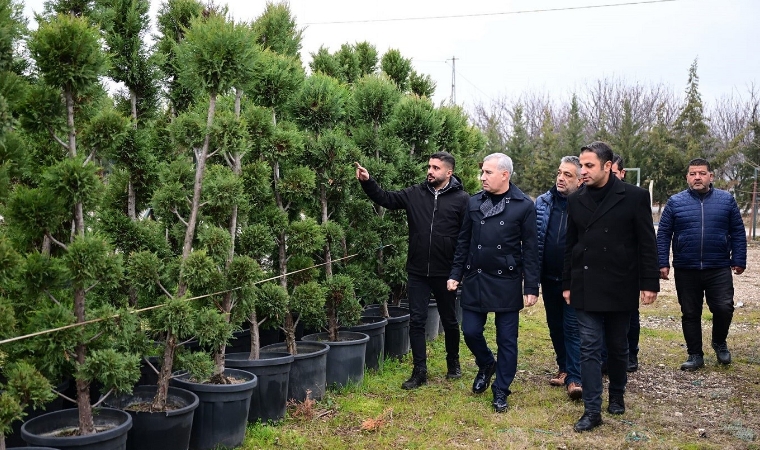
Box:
[356,151,469,389]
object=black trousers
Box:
[407,273,460,370]
[674,267,735,356]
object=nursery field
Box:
[242,242,760,450]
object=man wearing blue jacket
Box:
[536,156,583,399]
[657,158,747,371]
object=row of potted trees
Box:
[0,1,481,449]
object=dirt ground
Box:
[622,241,760,448]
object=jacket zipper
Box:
[428,190,439,276]
[700,198,705,269]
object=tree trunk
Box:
[127,179,136,220]
[283,312,296,355]
[248,311,260,360]
[65,89,76,157]
[151,332,177,411]
[178,93,217,295]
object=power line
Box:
[303,0,678,25]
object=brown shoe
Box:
[567,382,583,400]
[549,372,567,386]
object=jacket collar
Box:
[577,176,625,226]
[425,174,464,195]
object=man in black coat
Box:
[356,151,470,390]
[562,142,659,432]
[447,152,539,413]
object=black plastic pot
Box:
[260,341,329,402]
[171,369,257,450]
[362,306,410,360]
[21,407,132,450]
[225,351,294,423]
[426,300,440,341]
[301,331,369,388]
[5,378,69,448]
[342,316,387,371]
[7,447,59,449]
[225,327,252,355]
[106,385,198,450]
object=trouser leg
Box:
[674,269,706,356]
[576,310,604,414]
[406,273,430,369]
[430,276,460,361]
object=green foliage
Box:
[80,106,131,156]
[28,13,107,94]
[78,348,140,395]
[388,95,440,156]
[354,41,378,77]
[291,73,347,134]
[0,360,54,437]
[251,283,289,329]
[176,13,257,96]
[238,223,276,261]
[181,250,222,294]
[197,225,231,265]
[151,296,198,340]
[252,1,302,58]
[325,273,361,329]
[192,306,232,354]
[290,280,326,330]
[246,50,304,114]
[287,217,325,256]
[380,49,411,92]
[42,157,103,214]
[350,73,400,127]
[409,70,436,99]
[309,46,338,79]
[0,0,26,73]
[63,234,123,290]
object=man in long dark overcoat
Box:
[562,141,659,432]
[447,152,539,413]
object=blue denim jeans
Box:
[407,274,460,370]
[541,278,581,385]
[674,267,735,356]
[461,309,519,395]
[576,310,631,414]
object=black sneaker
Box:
[401,366,427,390]
[446,357,462,380]
[712,342,732,365]
[680,354,704,371]
[574,412,603,432]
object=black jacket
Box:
[562,176,660,312]
[449,183,539,313]
[360,175,470,277]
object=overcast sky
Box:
[22,0,759,111]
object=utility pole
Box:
[447,56,457,104]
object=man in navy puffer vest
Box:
[657,158,747,371]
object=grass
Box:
[241,293,760,450]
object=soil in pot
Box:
[21,407,132,450]
[170,369,257,450]
[106,385,199,450]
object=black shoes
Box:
[574,412,603,432]
[401,366,427,390]
[492,386,508,413]
[712,342,732,365]
[627,354,639,372]
[472,362,497,394]
[680,354,705,371]
[446,357,462,380]
[607,395,625,415]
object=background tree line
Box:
[471,60,760,210]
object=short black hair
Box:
[612,153,624,171]
[687,157,711,172]
[430,151,455,171]
[580,141,613,166]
